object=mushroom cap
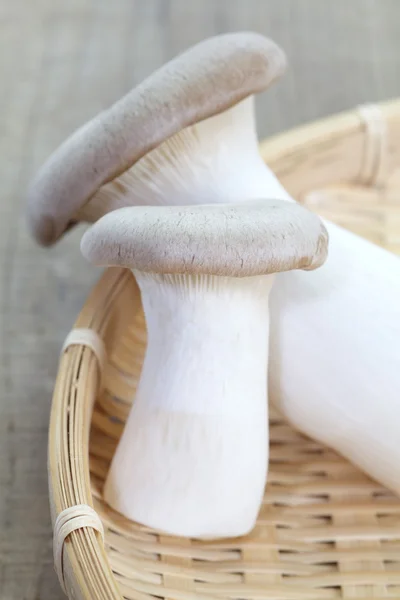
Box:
[80,200,329,277]
[27,32,286,247]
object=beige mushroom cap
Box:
[26,32,286,247]
[80,200,329,277]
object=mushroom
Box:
[81,200,328,538]
[26,32,287,246]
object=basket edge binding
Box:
[259,97,400,199]
[48,268,136,600]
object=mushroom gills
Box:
[76,98,292,221]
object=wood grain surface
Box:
[1,1,400,598]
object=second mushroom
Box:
[81,200,328,538]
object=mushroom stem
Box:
[268,222,400,494]
[104,271,274,538]
[77,98,291,221]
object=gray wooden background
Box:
[1,1,399,598]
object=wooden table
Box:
[1,1,400,598]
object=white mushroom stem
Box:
[104,272,274,538]
[78,97,291,221]
[268,222,400,493]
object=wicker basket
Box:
[49,100,400,599]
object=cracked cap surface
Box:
[80,199,329,277]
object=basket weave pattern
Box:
[49,101,400,599]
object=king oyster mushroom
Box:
[26,32,287,245]
[81,200,328,538]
